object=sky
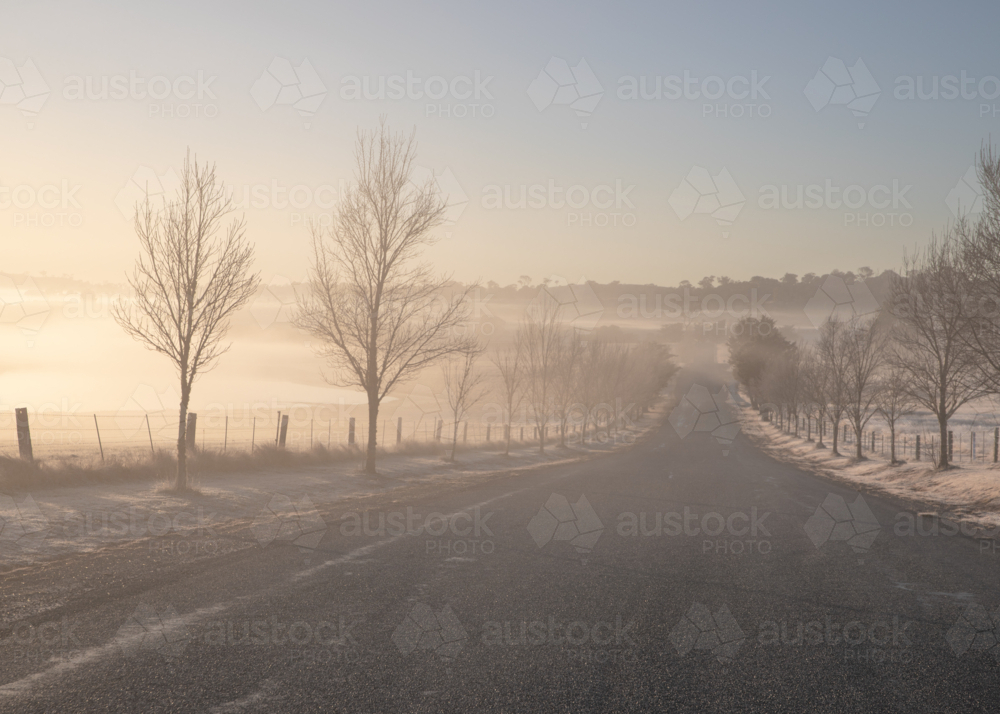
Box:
[1,0,999,290]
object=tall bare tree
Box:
[297,120,474,474]
[888,234,988,468]
[800,345,830,447]
[817,319,851,456]
[522,295,564,453]
[958,143,1000,392]
[552,329,584,447]
[490,337,525,456]
[442,344,489,461]
[842,316,887,459]
[113,153,259,490]
[874,359,917,465]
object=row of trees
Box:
[113,121,675,489]
[484,302,677,458]
[731,144,1000,470]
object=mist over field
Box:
[5,1,1000,712]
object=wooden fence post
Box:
[94,414,104,462]
[15,408,33,462]
[278,414,289,448]
[916,434,920,461]
[251,416,256,453]
[348,417,355,445]
[397,417,402,445]
[146,413,155,456]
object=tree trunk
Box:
[855,424,863,460]
[832,417,840,456]
[816,412,825,448]
[176,382,190,491]
[938,415,949,469]
[450,420,459,461]
[504,420,511,456]
[365,393,379,474]
[890,424,897,464]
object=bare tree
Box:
[874,359,917,465]
[522,295,564,453]
[817,319,851,456]
[442,344,489,461]
[113,153,260,490]
[490,337,525,456]
[842,316,887,459]
[800,345,830,447]
[297,120,474,474]
[888,234,988,468]
[958,143,1000,392]
[552,329,584,447]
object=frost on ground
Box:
[741,407,1000,532]
[0,402,667,571]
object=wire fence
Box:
[0,408,610,461]
[769,414,1000,465]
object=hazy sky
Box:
[2,0,999,288]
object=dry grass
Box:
[0,437,539,491]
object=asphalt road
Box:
[2,366,999,712]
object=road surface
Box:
[1,367,998,712]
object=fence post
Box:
[15,408,33,462]
[251,417,256,453]
[224,415,228,454]
[329,420,332,448]
[948,431,954,461]
[520,426,524,441]
[146,413,155,456]
[349,417,355,445]
[275,412,282,447]
[995,428,998,463]
[916,434,920,461]
[486,425,491,442]
[972,432,976,462]
[93,414,104,462]
[463,421,467,443]
[871,431,875,453]
[435,420,442,442]
[278,414,289,448]
[185,413,197,452]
